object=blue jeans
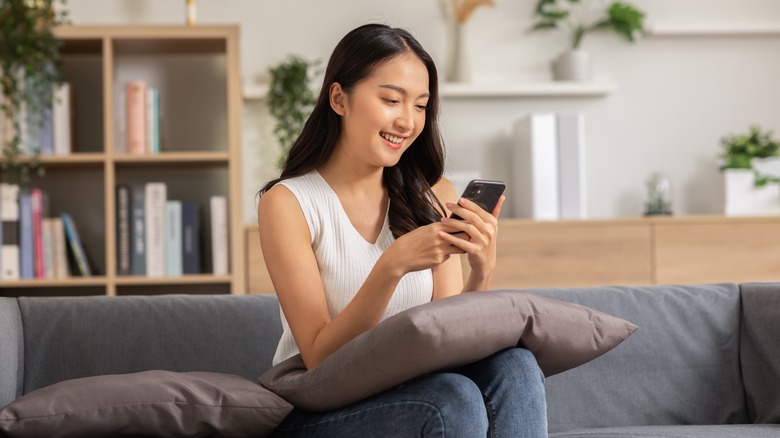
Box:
[271,348,548,437]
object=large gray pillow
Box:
[740,282,780,423]
[0,370,293,438]
[260,289,637,412]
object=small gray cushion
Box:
[0,370,293,438]
[260,289,636,412]
[740,282,780,423]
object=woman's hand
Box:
[381,221,466,277]
[438,196,505,289]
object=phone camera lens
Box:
[475,185,484,195]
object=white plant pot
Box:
[552,50,592,82]
[723,168,780,216]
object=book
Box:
[166,200,182,277]
[116,185,132,275]
[31,188,45,278]
[556,113,587,220]
[147,87,161,154]
[145,182,167,277]
[512,113,559,220]
[126,80,147,155]
[210,195,228,275]
[41,218,55,279]
[51,217,69,278]
[52,81,73,156]
[61,213,91,276]
[181,202,201,274]
[18,193,34,279]
[0,183,20,280]
[131,185,146,276]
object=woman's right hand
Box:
[382,222,465,276]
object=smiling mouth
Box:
[380,131,404,145]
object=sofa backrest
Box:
[17,294,282,395]
[530,283,749,433]
[0,298,23,408]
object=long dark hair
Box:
[259,23,445,238]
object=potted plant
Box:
[0,0,68,185]
[266,55,318,169]
[719,125,780,215]
[531,0,645,81]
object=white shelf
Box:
[648,23,780,37]
[243,81,616,100]
[438,81,616,98]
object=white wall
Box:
[66,0,780,223]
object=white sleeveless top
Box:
[271,170,434,365]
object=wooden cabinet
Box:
[245,216,780,294]
[0,26,244,296]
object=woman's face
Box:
[334,52,430,168]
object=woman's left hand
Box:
[438,195,505,282]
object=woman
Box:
[258,23,547,437]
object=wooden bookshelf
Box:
[0,25,244,297]
[246,215,780,293]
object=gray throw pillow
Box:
[740,282,780,423]
[260,289,637,412]
[0,370,293,438]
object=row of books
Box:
[0,80,74,157]
[512,112,587,220]
[116,183,228,277]
[0,184,90,280]
[115,80,163,155]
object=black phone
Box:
[449,179,506,220]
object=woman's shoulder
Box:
[431,177,457,205]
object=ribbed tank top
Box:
[271,170,434,365]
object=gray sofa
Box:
[1,282,779,437]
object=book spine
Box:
[165,200,182,277]
[39,103,54,155]
[126,80,147,155]
[61,213,91,276]
[41,218,55,279]
[144,182,167,277]
[210,195,228,275]
[51,217,69,278]
[116,184,132,275]
[181,202,200,274]
[52,82,72,156]
[0,183,20,280]
[18,194,34,279]
[31,188,44,278]
[131,186,146,276]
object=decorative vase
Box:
[446,22,471,82]
[552,50,592,81]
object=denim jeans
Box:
[271,348,548,438]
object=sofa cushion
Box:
[0,370,293,438]
[740,282,780,423]
[549,424,780,438]
[18,295,282,393]
[260,289,636,412]
[531,284,749,433]
[0,299,22,409]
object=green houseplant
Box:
[266,55,318,169]
[531,0,645,81]
[0,0,68,185]
[719,125,780,187]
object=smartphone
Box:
[449,179,506,220]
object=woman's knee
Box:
[411,373,488,436]
[492,348,545,382]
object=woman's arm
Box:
[259,185,460,369]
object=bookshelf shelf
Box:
[0,25,245,297]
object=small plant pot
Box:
[552,50,592,81]
[723,168,780,216]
